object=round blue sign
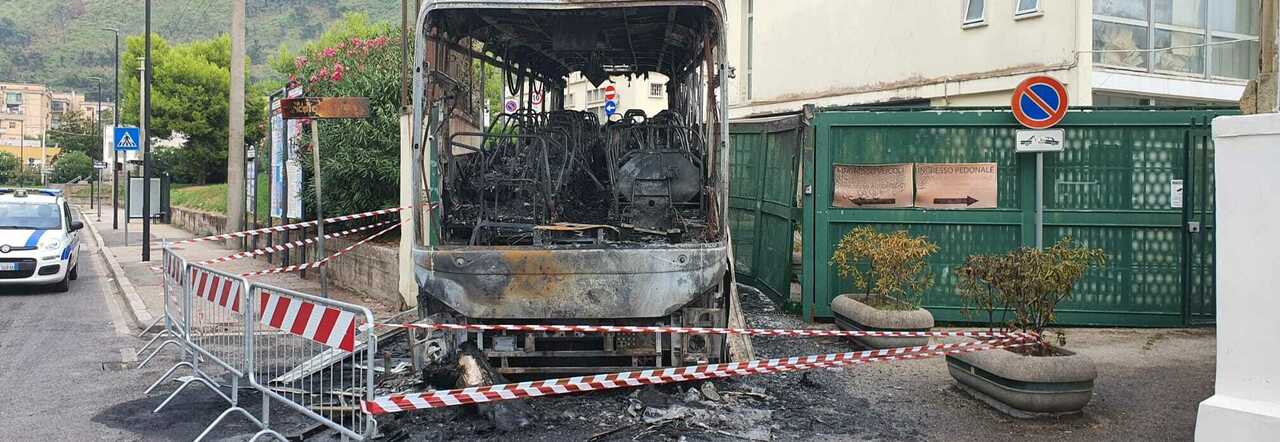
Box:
[604,100,618,117]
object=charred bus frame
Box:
[410,0,734,375]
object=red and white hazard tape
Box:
[190,266,244,315]
[198,220,395,266]
[258,288,358,352]
[241,222,402,277]
[172,205,413,246]
[361,337,1035,414]
[378,323,1038,340]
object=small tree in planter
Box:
[948,237,1106,416]
[829,227,939,348]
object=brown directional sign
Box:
[832,164,914,208]
[914,163,998,209]
[280,97,371,120]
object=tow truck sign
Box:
[1015,129,1065,153]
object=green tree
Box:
[49,151,94,183]
[274,13,403,217]
[48,110,103,161]
[120,34,266,184]
[0,151,19,185]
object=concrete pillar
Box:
[1194,113,1280,441]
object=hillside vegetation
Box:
[0,0,399,94]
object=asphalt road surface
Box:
[0,221,270,441]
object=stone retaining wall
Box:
[168,206,401,306]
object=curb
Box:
[77,205,156,332]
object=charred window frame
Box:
[413,4,729,248]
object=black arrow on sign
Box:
[850,197,897,206]
[933,196,979,206]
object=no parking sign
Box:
[1011,76,1068,130]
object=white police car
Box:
[0,188,83,292]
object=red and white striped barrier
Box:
[198,220,395,266]
[240,222,402,277]
[163,251,183,281]
[190,266,244,314]
[377,323,1039,340]
[257,288,358,352]
[361,337,1035,414]
[173,205,413,246]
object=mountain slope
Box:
[0,0,400,97]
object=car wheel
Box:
[53,275,70,293]
[69,265,78,281]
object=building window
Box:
[4,92,20,113]
[963,0,986,26]
[650,83,664,97]
[7,122,15,129]
[1015,0,1040,16]
[566,93,576,108]
[1094,0,1260,80]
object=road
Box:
[0,217,258,441]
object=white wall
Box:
[1195,113,1280,440]
[562,72,670,120]
[726,0,1088,115]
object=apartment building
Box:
[725,0,1263,116]
[562,72,670,121]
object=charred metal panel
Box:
[415,245,727,318]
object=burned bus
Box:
[408,0,735,375]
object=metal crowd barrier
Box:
[137,245,189,367]
[248,283,378,440]
[140,245,379,441]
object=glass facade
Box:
[1093,0,1260,80]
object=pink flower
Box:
[351,37,363,48]
[371,36,387,48]
[331,63,345,82]
[318,67,329,78]
[321,47,337,58]
[294,56,308,70]
[308,74,320,84]
[289,74,297,83]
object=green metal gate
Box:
[729,114,805,303]
[789,109,1230,327]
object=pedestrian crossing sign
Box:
[113,126,140,151]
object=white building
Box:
[562,72,670,121]
[725,0,1263,117]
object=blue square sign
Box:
[113,127,140,151]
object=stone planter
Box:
[830,293,934,349]
[946,344,1096,417]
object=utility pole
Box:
[143,0,153,262]
[226,0,247,249]
[102,28,120,230]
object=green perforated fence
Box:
[790,109,1227,327]
[729,114,805,303]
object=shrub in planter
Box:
[948,237,1106,416]
[829,227,938,348]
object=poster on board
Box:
[285,86,304,219]
[914,163,998,209]
[832,164,914,208]
[269,95,285,218]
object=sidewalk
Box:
[74,198,399,330]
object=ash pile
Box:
[441,108,712,247]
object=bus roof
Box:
[419,0,726,83]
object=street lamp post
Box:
[102,27,121,230]
[88,76,104,217]
[143,0,152,262]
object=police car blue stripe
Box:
[61,241,76,260]
[24,230,47,248]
